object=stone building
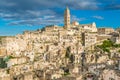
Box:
[109,32,120,44]
[98,27,115,34]
[81,22,97,32]
[0,69,10,80]
[82,32,97,47]
[116,28,120,33]
[97,34,111,41]
[101,69,120,80]
[0,46,6,56]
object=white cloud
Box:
[71,16,86,22]
[8,17,64,26]
[44,16,55,19]
[1,0,119,26]
[92,16,104,20]
[77,0,99,10]
[0,1,16,7]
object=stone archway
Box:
[33,70,44,80]
[13,74,24,80]
[83,72,97,80]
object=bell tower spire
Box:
[64,7,70,29]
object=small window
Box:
[40,46,43,49]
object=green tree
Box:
[102,40,114,47]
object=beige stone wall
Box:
[98,28,114,34]
[81,22,97,32]
[97,35,111,41]
[102,70,120,80]
[82,32,97,47]
[24,73,33,80]
[0,47,6,56]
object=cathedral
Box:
[63,7,97,32]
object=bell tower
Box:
[64,7,70,29]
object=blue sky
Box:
[0,0,120,36]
